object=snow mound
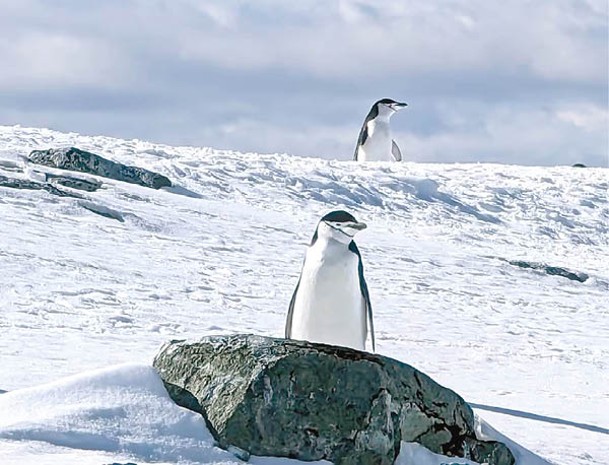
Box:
[0,364,330,465]
[0,364,231,463]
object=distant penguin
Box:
[354,98,407,162]
[285,210,375,351]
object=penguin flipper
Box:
[353,124,369,161]
[349,241,375,352]
[285,278,301,339]
[391,140,402,162]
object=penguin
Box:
[285,210,375,352]
[354,98,407,162]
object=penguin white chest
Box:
[291,244,365,350]
[359,120,393,162]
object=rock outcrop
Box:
[0,174,83,198]
[153,334,514,465]
[29,147,172,190]
[46,173,102,192]
[507,259,589,283]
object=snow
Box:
[0,363,330,465]
[474,417,558,465]
[1,125,608,464]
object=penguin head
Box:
[313,210,367,245]
[374,98,408,118]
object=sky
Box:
[0,0,607,166]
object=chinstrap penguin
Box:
[285,210,375,352]
[354,98,407,162]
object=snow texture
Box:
[0,125,607,465]
[0,363,330,465]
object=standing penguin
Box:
[285,210,375,352]
[354,98,407,162]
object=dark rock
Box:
[46,174,102,192]
[29,147,172,190]
[467,439,516,465]
[508,260,589,283]
[0,174,83,198]
[572,163,586,168]
[153,334,514,465]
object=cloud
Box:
[399,103,608,166]
[0,33,135,90]
[556,104,608,132]
[0,0,606,166]
[167,0,607,83]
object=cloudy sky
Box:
[1,0,607,166]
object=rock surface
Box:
[46,173,102,192]
[29,147,172,189]
[153,334,514,465]
[507,259,589,283]
[0,174,83,198]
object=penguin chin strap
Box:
[326,223,355,240]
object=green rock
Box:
[153,334,514,465]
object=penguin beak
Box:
[392,102,408,111]
[326,220,367,238]
[348,221,367,232]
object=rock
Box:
[508,260,588,283]
[467,439,516,465]
[572,163,586,168]
[28,147,172,190]
[153,334,514,465]
[0,174,83,198]
[46,173,102,192]
[227,445,251,461]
